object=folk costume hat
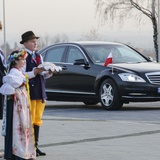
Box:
[7,50,28,69]
[8,50,27,62]
[20,31,39,44]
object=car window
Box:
[117,47,146,62]
[86,47,109,63]
[66,47,85,63]
[83,44,147,63]
[45,46,65,62]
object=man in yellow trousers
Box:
[20,31,53,156]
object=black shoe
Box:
[36,148,46,156]
[36,152,39,157]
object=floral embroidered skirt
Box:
[4,87,36,159]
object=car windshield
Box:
[83,44,147,63]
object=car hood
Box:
[100,62,160,73]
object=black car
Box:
[38,41,160,110]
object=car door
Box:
[59,45,95,94]
[43,45,67,92]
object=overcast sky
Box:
[0,0,154,49]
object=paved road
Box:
[45,101,160,122]
[0,101,160,160]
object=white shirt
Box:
[3,68,25,88]
[0,68,25,95]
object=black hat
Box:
[20,31,39,44]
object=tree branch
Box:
[130,0,152,19]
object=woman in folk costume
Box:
[0,50,36,160]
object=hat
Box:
[7,50,27,64]
[7,50,28,70]
[20,31,39,44]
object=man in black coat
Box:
[0,21,6,120]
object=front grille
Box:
[146,72,160,84]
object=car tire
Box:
[99,79,123,110]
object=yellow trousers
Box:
[30,100,46,126]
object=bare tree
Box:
[1,42,12,56]
[38,33,69,50]
[13,42,19,50]
[38,33,52,49]
[81,28,102,41]
[95,0,158,61]
[53,34,69,44]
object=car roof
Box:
[38,41,125,54]
[71,41,124,45]
[50,41,124,46]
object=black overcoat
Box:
[0,52,6,119]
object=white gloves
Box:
[37,62,62,73]
[43,65,62,72]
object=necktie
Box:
[31,52,35,59]
[31,52,37,63]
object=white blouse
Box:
[0,68,26,95]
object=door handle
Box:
[62,66,67,70]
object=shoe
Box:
[36,148,46,156]
[36,152,39,157]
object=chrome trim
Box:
[66,44,89,64]
[40,43,90,64]
[122,96,160,99]
[129,93,147,96]
[45,89,96,95]
[40,44,68,55]
[146,72,160,84]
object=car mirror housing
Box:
[74,59,87,65]
[147,56,154,62]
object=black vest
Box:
[26,53,47,102]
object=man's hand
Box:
[34,67,46,75]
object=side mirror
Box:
[147,56,154,62]
[74,59,90,69]
[74,59,87,65]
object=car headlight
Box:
[118,73,146,82]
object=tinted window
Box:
[83,44,147,63]
[45,46,65,62]
[66,47,84,63]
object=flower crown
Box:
[8,50,27,63]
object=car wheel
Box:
[99,79,123,110]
